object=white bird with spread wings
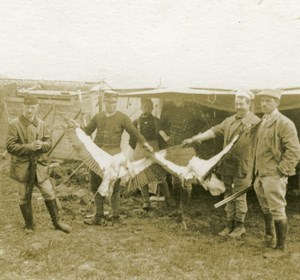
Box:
[64,125,239,198]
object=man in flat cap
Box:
[254,89,300,258]
[183,90,260,237]
[6,95,71,234]
[82,91,153,225]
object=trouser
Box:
[222,175,251,223]
[140,178,171,205]
[90,171,121,217]
[254,175,287,220]
[14,178,56,205]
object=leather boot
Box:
[84,193,105,225]
[20,203,34,234]
[45,199,72,233]
[159,181,170,202]
[263,219,287,258]
[263,213,276,248]
[173,184,182,208]
[275,219,287,250]
[110,180,120,218]
[218,220,235,236]
[229,221,246,238]
[140,185,151,211]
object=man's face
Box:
[260,96,279,114]
[235,97,250,117]
[141,102,153,114]
[23,104,39,120]
[104,98,118,114]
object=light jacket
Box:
[212,111,261,178]
[255,110,300,177]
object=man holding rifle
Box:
[183,90,260,237]
[6,95,71,234]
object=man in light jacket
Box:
[183,90,260,237]
[254,89,300,258]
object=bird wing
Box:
[151,150,188,179]
[200,134,239,180]
[64,126,168,190]
[64,126,112,178]
[125,156,168,190]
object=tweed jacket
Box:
[255,110,300,177]
[6,115,52,182]
[211,111,261,178]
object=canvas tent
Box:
[114,86,300,190]
[115,87,300,113]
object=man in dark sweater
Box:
[130,98,171,211]
[83,92,153,225]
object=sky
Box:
[0,0,300,89]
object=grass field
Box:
[1,155,300,280]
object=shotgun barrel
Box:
[214,185,253,208]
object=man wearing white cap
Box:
[254,89,300,258]
[183,90,260,237]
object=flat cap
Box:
[141,98,153,105]
[23,95,39,105]
[103,91,119,99]
[235,89,255,100]
[258,89,282,100]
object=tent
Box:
[115,87,300,113]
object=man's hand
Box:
[182,138,194,146]
[27,140,43,151]
[67,119,80,128]
[143,142,154,153]
[159,130,170,142]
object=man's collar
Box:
[104,110,117,117]
[19,115,39,127]
[264,108,279,120]
[235,111,250,120]
[263,109,279,127]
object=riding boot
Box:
[20,203,34,233]
[84,193,105,225]
[110,180,121,218]
[263,219,288,258]
[45,199,72,233]
[275,219,287,250]
[263,213,276,248]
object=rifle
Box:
[214,185,253,208]
[25,130,40,224]
[26,156,37,203]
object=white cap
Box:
[258,89,282,100]
[235,89,255,101]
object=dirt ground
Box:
[1,153,300,280]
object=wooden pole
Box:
[47,109,81,156]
